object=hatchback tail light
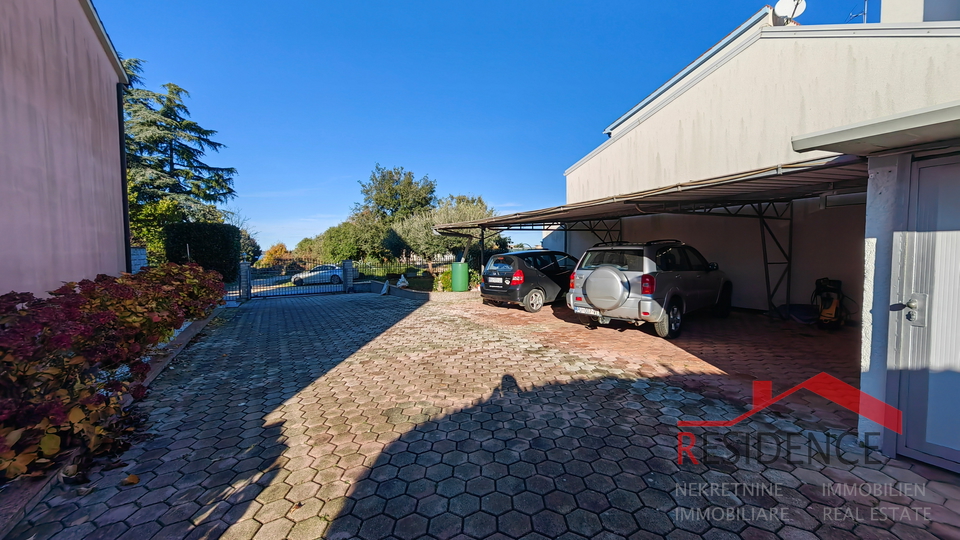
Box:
[511,269,525,285]
[641,274,655,295]
[569,273,576,290]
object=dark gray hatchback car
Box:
[481,250,578,312]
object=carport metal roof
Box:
[434,154,866,233]
[436,154,867,316]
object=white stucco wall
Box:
[883,0,927,22]
[566,24,960,203]
[0,0,127,295]
[883,0,960,22]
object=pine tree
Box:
[122,59,237,261]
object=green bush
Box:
[434,269,481,291]
[163,223,242,282]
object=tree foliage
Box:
[292,165,509,266]
[293,235,324,260]
[390,195,506,266]
[356,164,436,224]
[319,222,362,262]
[257,243,289,268]
[239,230,262,264]
[122,58,236,262]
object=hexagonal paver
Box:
[11,294,960,540]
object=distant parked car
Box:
[481,250,578,312]
[568,240,732,338]
[291,264,357,286]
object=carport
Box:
[437,154,867,315]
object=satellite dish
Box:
[774,0,807,19]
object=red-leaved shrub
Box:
[0,264,223,479]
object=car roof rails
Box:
[646,239,683,245]
[591,239,683,248]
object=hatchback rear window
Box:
[485,256,516,272]
[579,250,645,271]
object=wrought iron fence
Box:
[224,258,458,299]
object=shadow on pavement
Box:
[15,295,960,540]
[8,294,426,540]
[322,373,960,540]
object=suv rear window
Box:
[579,249,645,272]
[485,256,516,272]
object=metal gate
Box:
[224,258,456,300]
[225,259,357,299]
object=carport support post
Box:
[239,262,251,301]
[479,227,485,271]
[786,203,794,308]
[758,207,774,313]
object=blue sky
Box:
[96,0,881,249]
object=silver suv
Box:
[566,240,732,338]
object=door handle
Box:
[903,293,928,327]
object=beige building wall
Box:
[566,23,960,203]
[0,0,127,295]
[882,0,960,22]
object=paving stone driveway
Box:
[11,293,960,540]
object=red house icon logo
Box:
[676,373,902,464]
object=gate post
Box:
[342,260,354,293]
[239,261,252,301]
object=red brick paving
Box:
[453,300,862,430]
[11,293,959,540]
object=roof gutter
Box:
[79,0,129,84]
[602,6,771,136]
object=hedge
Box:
[163,223,242,283]
[0,264,224,480]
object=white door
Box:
[892,156,960,471]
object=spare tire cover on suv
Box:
[583,266,630,311]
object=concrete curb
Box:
[0,307,224,540]
[358,281,480,302]
[139,307,223,389]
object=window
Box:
[522,253,554,270]
[534,254,560,272]
[656,247,690,271]
[555,254,577,271]
[580,249,644,271]
[485,256,515,272]
[683,247,709,272]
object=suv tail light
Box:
[569,272,576,290]
[511,269,525,285]
[641,274,655,295]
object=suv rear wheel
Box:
[523,289,545,313]
[655,298,683,339]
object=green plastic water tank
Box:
[451,262,469,292]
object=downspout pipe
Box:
[117,82,132,273]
